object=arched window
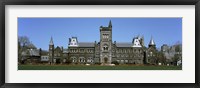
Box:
[87,57,93,63]
[79,57,85,63]
[150,52,153,56]
[71,57,77,62]
[103,44,108,51]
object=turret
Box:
[148,36,156,49]
[114,41,116,44]
[147,36,157,64]
[108,20,112,28]
[140,35,145,46]
[49,36,54,45]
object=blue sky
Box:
[18,18,182,50]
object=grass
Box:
[18,64,182,70]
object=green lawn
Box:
[18,65,182,70]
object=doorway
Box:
[104,57,108,64]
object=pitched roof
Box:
[78,42,94,47]
[29,49,40,56]
[116,43,132,47]
[108,20,112,27]
[22,49,40,56]
[63,49,68,53]
[149,36,156,45]
[49,36,54,45]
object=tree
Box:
[156,51,166,65]
[65,59,72,64]
[175,44,182,53]
[18,36,30,64]
[18,36,37,64]
[173,44,182,66]
[18,36,31,48]
[172,54,179,66]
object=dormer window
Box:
[132,38,142,47]
[69,37,78,47]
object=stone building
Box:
[48,20,157,65]
[161,44,182,65]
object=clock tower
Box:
[49,36,54,65]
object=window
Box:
[88,49,93,53]
[70,49,73,52]
[103,34,109,39]
[80,49,84,52]
[71,57,76,62]
[103,45,108,51]
[121,60,124,63]
[112,49,115,52]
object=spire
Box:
[149,36,155,46]
[108,20,112,28]
[49,36,54,45]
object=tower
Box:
[148,36,157,64]
[108,20,112,28]
[49,36,54,65]
[100,20,112,64]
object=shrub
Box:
[56,59,61,64]
[94,62,101,65]
[65,59,72,64]
[111,61,119,65]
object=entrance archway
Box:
[104,57,108,64]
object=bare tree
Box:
[18,36,37,64]
[18,36,31,48]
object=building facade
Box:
[49,21,157,65]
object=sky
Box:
[18,18,182,50]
